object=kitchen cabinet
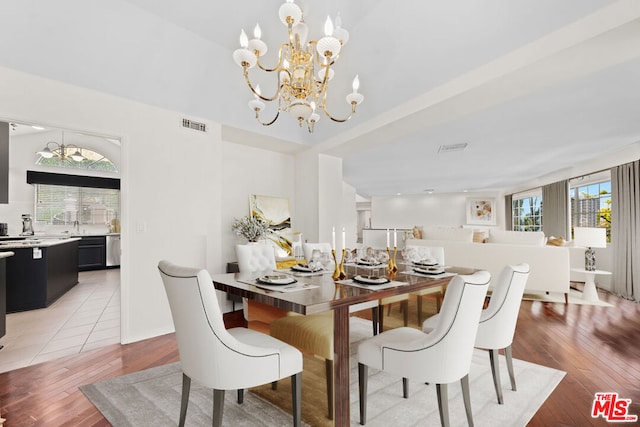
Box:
[0,252,12,343]
[78,236,106,271]
[2,239,79,312]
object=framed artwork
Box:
[249,195,293,256]
[466,198,496,225]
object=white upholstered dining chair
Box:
[235,243,288,331]
[158,260,303,427]
[302,242,332,264]
[424,263,529,405]
[358,270,490,427]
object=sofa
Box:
[408,227,570,302]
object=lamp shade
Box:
[573,227,606,248]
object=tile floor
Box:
[0,268,120,374]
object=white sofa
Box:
[409,227,570,302]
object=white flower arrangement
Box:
[231,216,273,242]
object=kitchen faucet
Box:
[74,220,79,233]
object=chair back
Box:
[236,243,276,273]
[405,245,445,265]
[475,263,530,349]
[158,261,240,388]
[407,271,490,383]
[302,242,333,263]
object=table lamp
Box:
[573,227,607,271]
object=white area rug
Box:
[523,288,614,307]
[81,318,565,426]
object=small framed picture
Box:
[466,198,496,225]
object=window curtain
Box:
[541,180,569,239]
[611,160,640,302]
[504,194,513,230]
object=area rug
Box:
[523,288,614,307]
[81,318,565,426]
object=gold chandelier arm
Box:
[321,101,358,123]
[256,109,280,126]
[243,68,281,102]
[256,43,289,72]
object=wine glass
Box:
[309,249,322,270]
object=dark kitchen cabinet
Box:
[78,236,106,271]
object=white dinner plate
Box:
[257,274,297,285]
[353,275,390,285]
[413,266,445,275]
[291,265,323,273]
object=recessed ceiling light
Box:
[423,189,434,194]
[396,192,402,196]
[438,143,468,153]
[32,125,45,130]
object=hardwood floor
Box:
[0,285,638,426]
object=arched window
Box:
[36,145,118,172]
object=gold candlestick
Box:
[339,249,347,279]
[332,249,346,281]
[386,246,399,276]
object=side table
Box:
[571,268,611,302]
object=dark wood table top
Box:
[211,265,475,315]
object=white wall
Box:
[0,65,223,343]
[371,192,505,230]
[220,141,296,269]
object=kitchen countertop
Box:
[0,237,81,250]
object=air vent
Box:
[438,143,468,153]
[182,118,207,132]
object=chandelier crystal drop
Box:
[232,0,364,133]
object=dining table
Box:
[211,264,475,427]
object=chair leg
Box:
[237,389,243,404]
[461,374,474,427]
[325,359,334,420]
[371,306,379,335]
[291,372,302,427]
[179,373,191,427]
[212,389,225,427]
[436,383,450,427]
[417,295,423,325]
[505,345,517,391]
[378,304,385,333]
[489,349,504,404]
[401,299,409,326]
[436,291,442,312]
[358,363,368,425]
[402,377,409,398]
[272,381,278,390]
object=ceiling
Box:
[2,0,639,197]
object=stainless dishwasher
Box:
[106,234,121,267]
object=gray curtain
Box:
[611,160,640,302]
[504,194,513,230]
[542,180,570,239]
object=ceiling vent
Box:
[438,143,468,153]
[182,118,207,132]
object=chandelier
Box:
[232,0,364,133]
[37,141,85,162]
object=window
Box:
[512,193,542,232]
[36,146,118,172]
[35,184,120,226]
[570,177,611,241]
